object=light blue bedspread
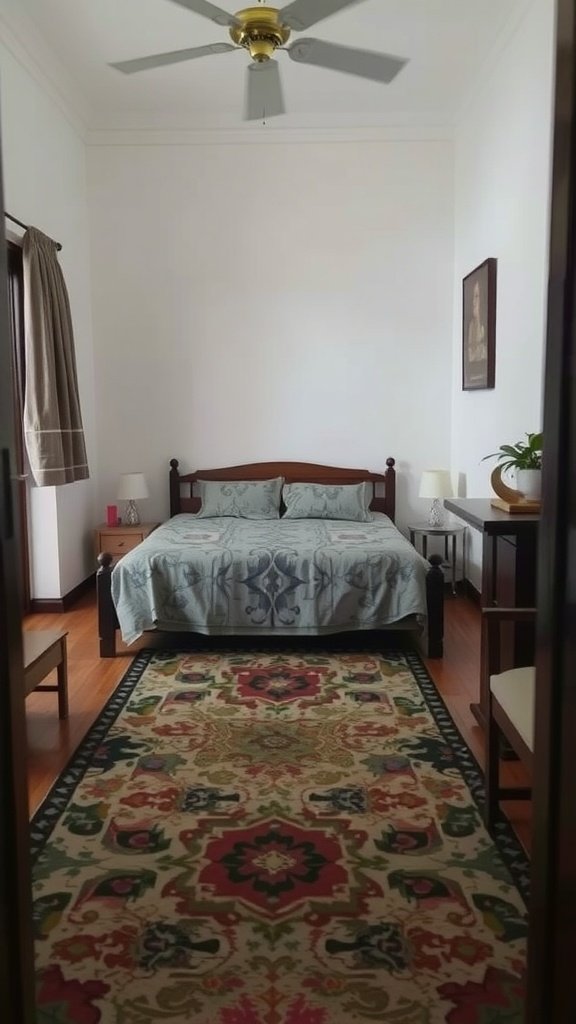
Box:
[111,513,429,644]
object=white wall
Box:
[0,40,96,597]
[88,137,454,530]
[450,0,555,587]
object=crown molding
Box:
[0,7,89,140]
[86,115,454,148]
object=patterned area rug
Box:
[31,650,528,1024]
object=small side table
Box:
[408,522,466,595]
[94,522,159,565]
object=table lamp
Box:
[419,469,453,527]
[117,472,149,526]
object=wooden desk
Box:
[444,498,539,728]
[23,629,69,720]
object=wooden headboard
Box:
[169,458,396,521]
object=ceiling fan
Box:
[110,0,408,121]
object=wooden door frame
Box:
[7,240,31,612]
[0,216,36,1017]
[527,0,576,1019]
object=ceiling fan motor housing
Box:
[230,6,291,63]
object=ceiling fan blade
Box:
[278,0,366,32]
[288,38,407,83]
[110,42,237,74]
[245,60,285,121]
[167,0,239,28]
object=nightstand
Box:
[94,522,159,565]
[408,522,466,596]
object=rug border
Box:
[403,649,530,905]
[29,646,530,907]
[29,649,155,863]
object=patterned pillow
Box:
[282,482,372,522]
[196,478,283,519]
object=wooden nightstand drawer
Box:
[104,532,142,556]
[94,523,159,564]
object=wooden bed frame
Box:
[97,458,444,658]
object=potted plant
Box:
[483,431,543,500]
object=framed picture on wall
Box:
[462,257,497,390]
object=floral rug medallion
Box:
[31,650,528,1023]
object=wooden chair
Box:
[482,607,536,828]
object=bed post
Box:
[426,554,444,658]
[385,457,396,520]
[170,458,180,518]
[97,553,117,658]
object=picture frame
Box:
[462,257,497,390]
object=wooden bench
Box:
[23,629,69,720]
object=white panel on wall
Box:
[29,487,59,598]
[88,138,454,530]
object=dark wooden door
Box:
[527,0,576,1020]
[7,240,31,611]
[0,164,36,1014]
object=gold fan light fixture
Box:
[229,7,291,62]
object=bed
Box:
[96,458,444,657]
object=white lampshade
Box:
[117,472,149,500]
[419,469,453,500]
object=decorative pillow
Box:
[282,482,372,522]
[196,478,283,519]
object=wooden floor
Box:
[23,590,531,849]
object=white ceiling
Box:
[2,0,523,131]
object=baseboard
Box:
[30,573,95,614]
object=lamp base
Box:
[428,499,445,527]
[124,500,140,526]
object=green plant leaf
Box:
[482,431,542,469]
